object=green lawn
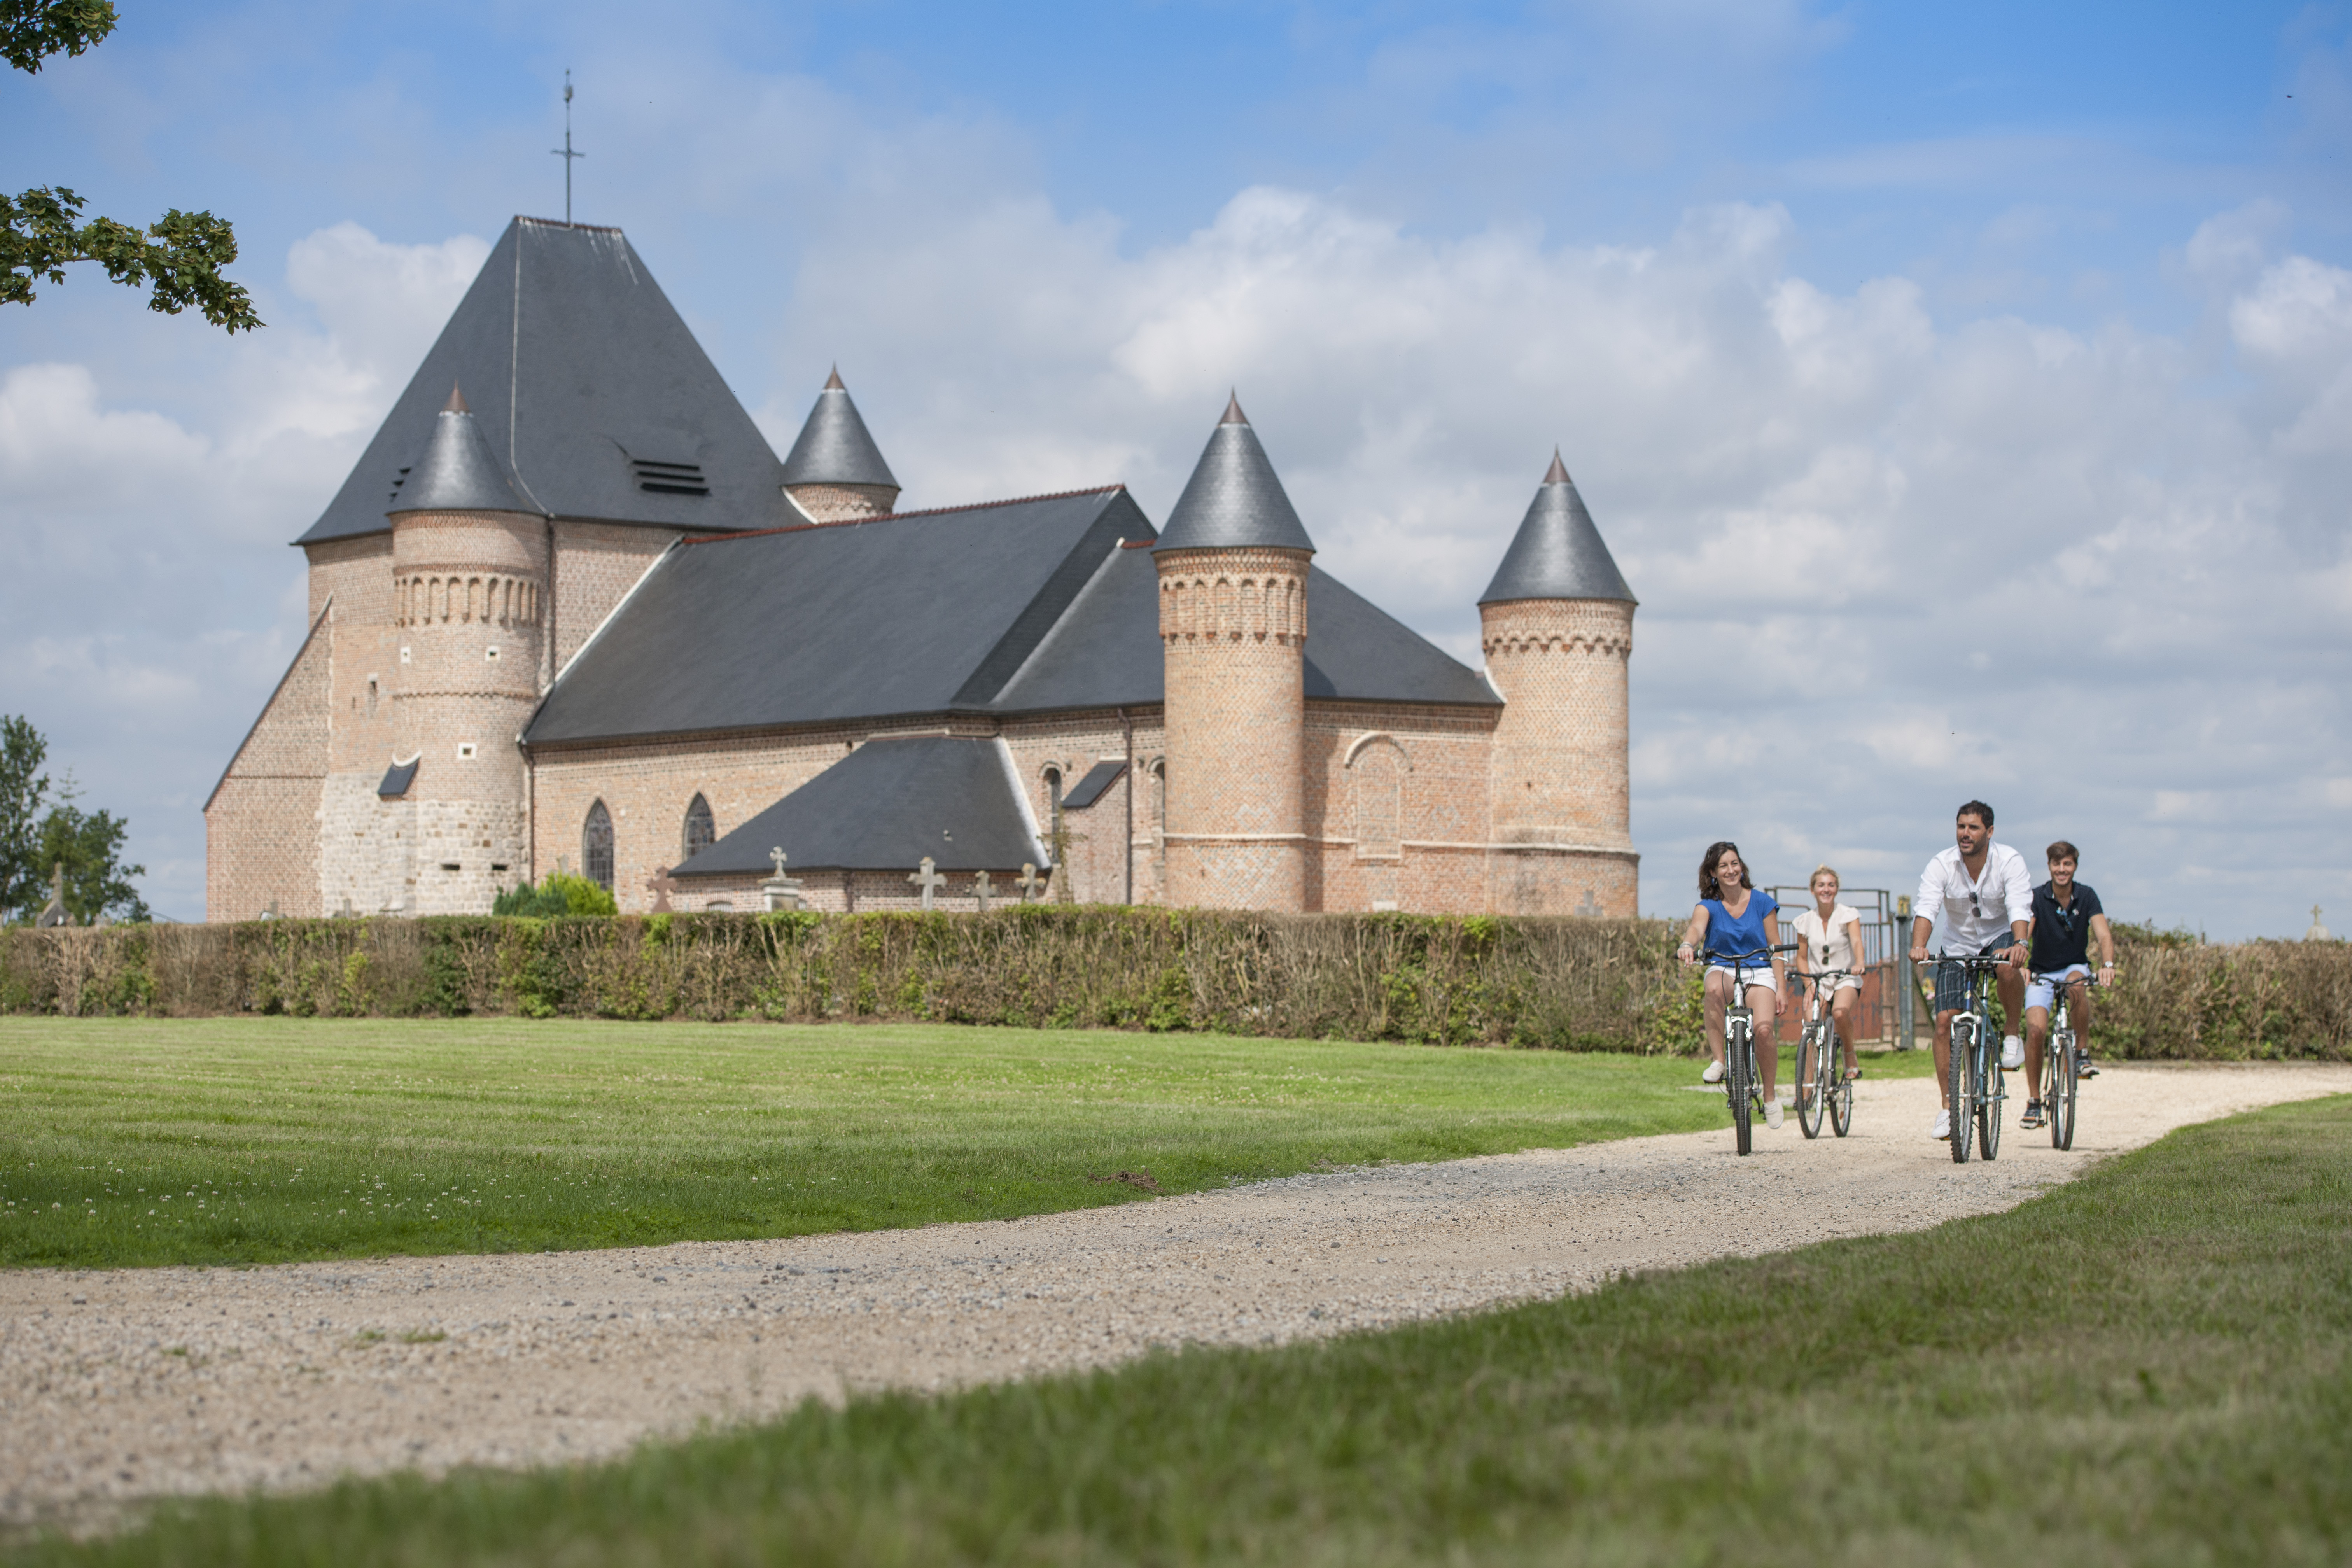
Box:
[17,1090,2345,1566]
[0,1017,1761,1270]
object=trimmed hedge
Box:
[0,911,2345,1060]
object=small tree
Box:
[0,714,49,918]
[0,716,148,923]
[34,786,147,923]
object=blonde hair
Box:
[1810,864,1841,888]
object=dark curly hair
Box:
[1698,841,1752,901]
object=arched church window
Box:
[583,800,615,891]
[682,793,716,861]
[1349,738,1404,859]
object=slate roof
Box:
[525,483,1495,748]
[672,736,1045,875]
[390,387,532,514]
[1477,451,1635,605]
[1152,394,1316,555]
[298,218,793,545]
[779,369,899,490]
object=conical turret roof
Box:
[1152,394,1315,554]
[388,384,534,515]
[1477,451,1634,604]
[779,368,899,489]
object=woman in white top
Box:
[1789,864,1865,1083]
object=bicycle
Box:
[1707,944,1794,1157]
[2037,972,2101,1152]
[1927,951,2012,1164]
[1789,966,1858,1140]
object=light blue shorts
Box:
[2025,965,2091,1012]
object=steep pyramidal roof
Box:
[388,384,533,514]
[1152,393,1316,554]
[1477,450,1635,605]
[779,367,900,489]
[298,217,793,545]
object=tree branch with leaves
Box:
[2,0,261,331]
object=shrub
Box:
[492,873,616,918]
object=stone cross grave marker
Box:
[973,870,993,912]
[1017,863,1046,902]
[908,856,946,912]
[35,862,67,928]
[763,847,805,913]
[1576,887,1602,919]
[336,894,357,919]
[645,865,676,913]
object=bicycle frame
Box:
[1707,946,1790,1157]
[1931,954,2009,1164]
[1790,967,1857,1139]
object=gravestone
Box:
[644,865,676,914]
[763,847,805,913]
[908,856,945,912]
[2311,905,2334,943]
[973,870,993,912]
[34,862,67,928]
[1017,863,1047,903]
[1576,887,1602,919]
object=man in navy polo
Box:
[2020,841,2116,1129]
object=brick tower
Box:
[386,385,547,914]
[1154,394,1314,910]
[1479,451,1638,915]
[779,368,900,522]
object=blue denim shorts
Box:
[1930,940,2012,1014]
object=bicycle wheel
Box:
[1978,1039,2003,1160]
[1948,1017,1975,1164]
[1727,1021,1754,1156]
[1828,1019,1853,1138]
[2049,1026,2078,1150]
[1797,1023,1827,1139]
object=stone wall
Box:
[204,610,332,921]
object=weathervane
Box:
[551,69,585,223]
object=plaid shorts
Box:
[1930,939,2012,1014]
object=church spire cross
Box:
[551,70,586,224]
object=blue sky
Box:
[3,0,2348,934]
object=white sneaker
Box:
[1932,1108,1952,1140]
[1701,1060,1725,1084]
[1765,1099,1784,1130]
[2001,1035,2025,1071]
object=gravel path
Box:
[5,1061,2346,1528]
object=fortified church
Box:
[205,218,1640,920]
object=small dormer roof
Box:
[779,367,900,489]
[1477,450,1634,605]
[388,385,536,516]
[1152,393,1316,555]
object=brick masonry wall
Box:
[549,521,677,675]
[1301,700,1498,914]
[999,713,1165,905]
[1157,546,1310,911]
[204,612,331,921]
[530,724,893,909]
[1480,598,1634,852]
[785,483,898,523]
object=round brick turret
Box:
[1154,395,1314,910]
[780,368,900,522]
[386,385,548,913]
[1479,452,1637,913]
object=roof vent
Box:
[632,459,709,496]
[386,465,411,504]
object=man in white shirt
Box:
[1908,800,2033,1141]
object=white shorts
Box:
[1707,965,1777,998]
[2025,965,2091,1012]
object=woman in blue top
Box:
[1675,841,1787,1129]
